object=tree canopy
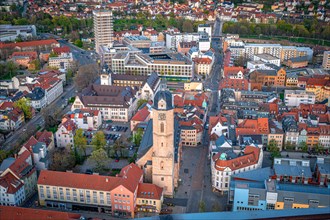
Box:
[74,129,88,157]
[89,148,108,171]
[268,139,281,158]
[14,98,32,120]
[91,131,106,150]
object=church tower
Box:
[152,90,175,197]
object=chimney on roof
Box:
[106,178,108,182]
[66,170,73,173]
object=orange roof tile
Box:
[213,146,260,171]
[0,206,81,220]
[38,170,121,191]
[0,172,24,194]
[137,183,163,200]
[131,106,150,122]
[9,149,35,179]
[0,39,59,49]
[38,163,143,193]
[22,136,38,152]
[36,131,53,147]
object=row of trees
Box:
[114,12,204,33]
[268,139,325,159]
[223,20,330,40]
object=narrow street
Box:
[169,18,227,214]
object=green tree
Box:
[14,98,32,120]
[31,59,41,70]
[285,142,295,151]
[199,201,206,212]
[49,148,76,171]
[49,51,58,58]
[133,128,144,147]
[0,150,8,164]
[315,143,324,154]
[74,39,83,48]
[89,149,108,171]
[112,138,126,157]
[74,129,88,157]
[299,141,308,153]
[137,99,147,109]
[268,139,281,158]
[91,131,106,150]
[182,20,193,33]
[6,61,18,79]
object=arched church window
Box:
[160,161,164,170]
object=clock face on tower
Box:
[158,113,166,120]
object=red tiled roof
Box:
[194,57,212,64]
[131,106,150,122]
[22,136,38,152]
[59,119,77,132]
[209,115,228,134]
[0,101,14,110]
[38,170,121,191]
[236,118,269,135]
[306,78,328,87]
[36,131,53,147]
[52,46,70,55]
[117,163,143,192]
[174,95,184,107]
[11,51,38,59]
[9,149,35,179]
[223,66,245,77]
[0,39,59,49]
[218,77,249,90]
[0,172,24,194]
[213,146,260,171]
[38,163,143,193]
[0,206,81,220]
[137,183,163,200]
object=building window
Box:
[161,177,164,181]
[160,161,164,170]
[160,122,164,133]
[93,191,97,204]
[66,189,70,201]
[39,186,44,199]
[86,191,91,203]
[59,188,64,200]
[46,187,51,199]
[79,190,84,202]
[106,193,111,204]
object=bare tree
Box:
[74,63,100,91]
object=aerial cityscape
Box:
[0,0,329,219]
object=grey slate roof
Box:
[26,87,45,101]
[137,119,153,159]
[153,90,173,110]
[0,157,15,172]
[32,142,45,154]
[174,118,180,163]
[146,72,160,90]
[232,167,274,182]
[273,163,312,178]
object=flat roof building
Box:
[111,52,193,79]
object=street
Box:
[165,18,227,214]
[1,84,76,150]
[0,36,97,150]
